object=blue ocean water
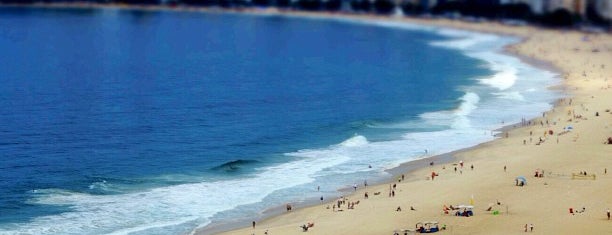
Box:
[0,7,561,235]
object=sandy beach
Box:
[209,12,612,235]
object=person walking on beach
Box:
[252,221,256,229]
[607,208,610,220]
[529,223,534,232]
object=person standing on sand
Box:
[252,221,256,229]
[529,223,534,232]
[504,165,507,172]
[607,208,610,220]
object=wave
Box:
[5,144,356,235]
[428,28,522,91]
[6,155,336,234]
[456,92,480,117]
[336,16,525,93]
[211,159,260,172]
[418,92,480,130]
[88,180,116,193]
[430,29,498,50]
[492,91,525,101]
[338,135,369,148]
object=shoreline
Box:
[201,151,458,235]
[201,11,571,235]
[211,8,612,235]
[2,4,609,235]
[202,10,571,235]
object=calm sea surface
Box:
[0,7,560,235]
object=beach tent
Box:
[415,221,440,233]
[455,205,474,216]
[515,176,527,186]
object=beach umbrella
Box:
[515,176,527,184]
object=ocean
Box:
[0,7,561,235]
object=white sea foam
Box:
[1,150,350,235]
[456,92,480,117]
[493,91,525,101]
[431,29,497,50]
[338,135,369,147]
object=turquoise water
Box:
[0,8,560,235]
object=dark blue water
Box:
[0,7,499,234]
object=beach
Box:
[213,13,612,235]
[0,4,610,235]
